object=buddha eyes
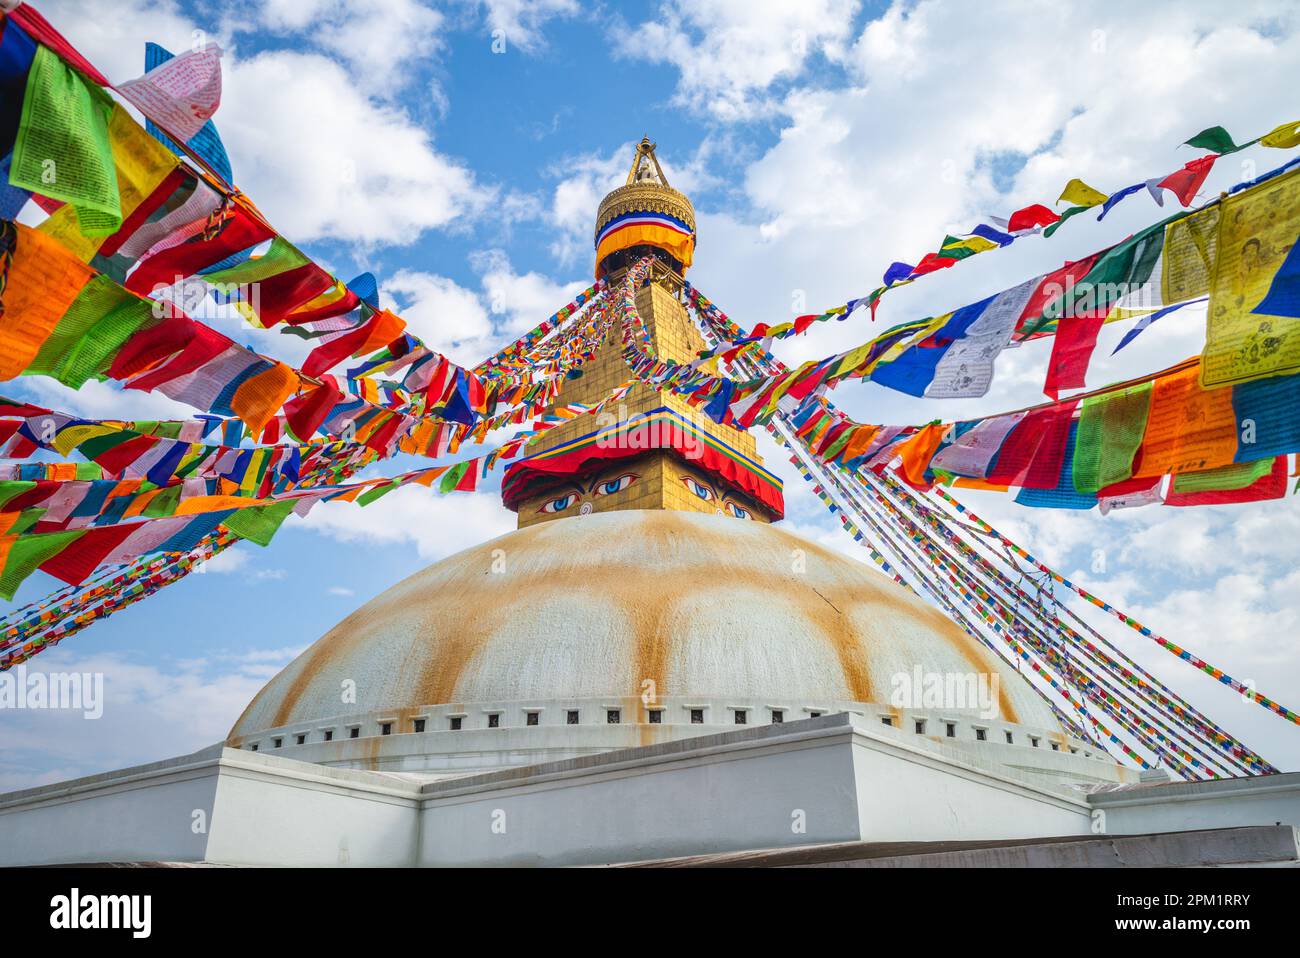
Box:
[594,473,637,496]
[682,476,714,501]
[538,474,637,513]
[725,501,751,520]
[539,493,578,514]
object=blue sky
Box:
[5,0,1300,787]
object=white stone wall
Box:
[1089,772,1300,835]
[0,746,223,867]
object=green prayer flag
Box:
[1184,125,1243,155]
[1172,458,1273,494]
[438,462,470,494]
[221,500,296,547]
[1043,205,1090,238]
[142,485,182,518]
[0,482,38,510]
[356,482,398,507]
[1037,216,1168,331]
[0,530,84,601]
[24,275,157,388]
[9,46,121,235]
[202,236,312,287]
[1073,382,1153,493]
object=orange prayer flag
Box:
[840,425,880,464]
[176,495,266,516]
[952,477,1011,492]
[896,422,950,487]
[354,310,406,359]
[411,466,450,488]
[1133,364,1238,477]
[121,488,161,519]
[230,362,298,437]
[0,224,96,379]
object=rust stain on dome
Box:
[231,512,1045,737]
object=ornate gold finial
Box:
[627,136,668,186]
[595,137,697,278]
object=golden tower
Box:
[502,138,783,528]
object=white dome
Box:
[229,510,1062,739]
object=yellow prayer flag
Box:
[1057,178,1109,208]
[942,235,999,254]
[38,103,180,262]
[1201,166,1300,388]
[50,423,117,458]
[1260,120,1300,149]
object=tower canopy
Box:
[594,137,697,279]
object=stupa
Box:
[4,142,1297,869]
[226,139,1113,781]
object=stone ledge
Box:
[613,825,1300,868]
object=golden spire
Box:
[626,136,668,186]
[595,137,697,279]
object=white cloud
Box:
[296,483,515,560]
[255,0,445,97]
[613,0,863,121]
[197,547,251,575]
[671,1,1300,381]
[476,0,579,53]
[34,0,494,247]
[384,269,494,365]
[0,645,301,790]
[384,251,587,365]
[218,49,491,246]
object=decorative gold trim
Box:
[595,183,697,239]
[595,138,696,242]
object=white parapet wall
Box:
[1088,771,1300,835]
[204,753,422,867]
[0,746,424,868]
[848,729,1094,843]
[414,714,1095,866]
[0,745,225,867]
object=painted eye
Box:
[725,501,751,520]
[682,477,714,501]
[594,473,637,496]
[539,493,578,513]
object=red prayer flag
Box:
[93,435,159,476]
[250,263,337,327]
[1157,154,1219,207]
[39,525,138,587]
[1043,314,1107,399]
[454,463,479,492]
[1165,456,1287,506]
[126,207,275,297]
[911,252,959,276]
[284,376,343,440]
[1007,204,1061,232]
[985,401,1079,489]
[1016,252,1103,337]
